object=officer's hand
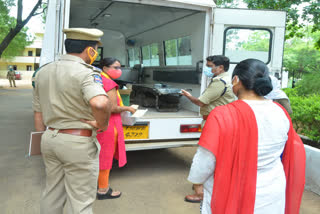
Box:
[80,119,108,131]
[180,89,191,97]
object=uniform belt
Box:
[48,128,92,137]
[202,115,208,120]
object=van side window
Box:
[128,48,141,67]
[142,43,159,66]
[164,36,192,66]
[223,28,272,64]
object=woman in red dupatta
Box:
[188,59,305,214]
[96,58,136,200]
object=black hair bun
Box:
[253,77,273,96]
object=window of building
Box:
[142,43,159,66]
[26,65,32,71]
[28,51,33,56]
[128,48,140,67]
[164,36,192,66]
[223,28,272,64]
[36,48,41,57]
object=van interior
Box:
[69,0,208,118]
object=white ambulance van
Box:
[41,0,286,151]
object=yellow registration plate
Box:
[123,124,149,140]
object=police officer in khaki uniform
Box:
[181,55,235,203]
[33,28,112,214]
[7,66,16,87]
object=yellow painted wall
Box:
[0,62,34,71]
[23,48,36,57]
[0,63,9,71]
[17,63,34,71]
[0,33,43,74]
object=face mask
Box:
[203,66,214,77]
[107,69,122,79]
[87,47,98,65]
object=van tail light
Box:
[180,124,202,133]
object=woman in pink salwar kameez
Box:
[96,58,136,200]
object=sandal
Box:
[184,193,203,203]
[97,187,121,200]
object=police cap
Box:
[63,28,104,45]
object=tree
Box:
[241,31,270,52]
[283,28,320,79]
[243,0,320,49]
[0,0,45,58]
[0,1,31,58]
[225,29,241,49]
[225,28,271,52]
[214,0,241,8]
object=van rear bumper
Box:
[125,139,199,151]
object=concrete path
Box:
[0,75,33,89]
[0,88,319,214]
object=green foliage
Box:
[1,19,33,59]
[0,0,33,58]
[283,39,320,142]
[165,39,177,58]
[283,28,320,78]
[284,87,320,141]
[41,1,48,24]
[150,44,158,58]
[292,72,320,96]
[225,29,242,49]
[244,0,320,50]
[215,0,240,8]
[241,31,270,51]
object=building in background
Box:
[0,32,43,72]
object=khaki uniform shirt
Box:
[32,54,107,129]
[7,70,15,77]
[199,72,235,116]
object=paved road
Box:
[0,88,319,214]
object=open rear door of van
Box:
[210,8,286,79]
[40,0,68,66]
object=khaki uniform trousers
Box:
[40,129,100,214]
[8,76,16,87]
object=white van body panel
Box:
[39,0,58,66]
[41,0,286,150]
[211,8,286,80]
[114,0,215,10]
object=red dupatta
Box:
[198,100,305,214]
[275,103,306,214]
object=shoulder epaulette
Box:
[79,62,102,73]
[219,78,227,97]
[92,66,102,73]
[37,62,52,71]
[210,77,227,97]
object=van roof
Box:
[165,0,215,8]
[69,0,213,38]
